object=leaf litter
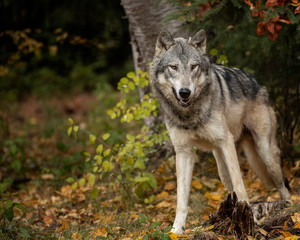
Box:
[1,94,299,240]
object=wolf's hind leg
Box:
[240,134,275,189]
[213,134,249,203]
[251,107,291,202]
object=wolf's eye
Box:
[191,64,198,70]
[169,65,177,70]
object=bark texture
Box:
[120,0,186,126]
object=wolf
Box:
[149,30,292,234]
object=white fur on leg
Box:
[171,148,196,234]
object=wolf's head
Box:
[150,30,210,109]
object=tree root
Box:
[191,192,299,240]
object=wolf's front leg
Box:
[171,148,196,234]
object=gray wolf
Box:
[149,30,292,234]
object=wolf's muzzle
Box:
[172,87,191,107]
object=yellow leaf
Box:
[73,125,79,132]
[293,223,300,229]
[102,133,110,141]
[178,234,189,238]
[72,232,82,239]
[204,192,222,201]
[68,118,74,124]
[103,149,111,157]
[169,232,178,240]
[283,236,294,240]
[93,226,108,238]
[96,144,103,154]
[191,179,203,190]
[67,127,72,136]
[283,231,293,237]
[204,225,214,231]
[89,134,96,144]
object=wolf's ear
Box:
[190,30,206,54]
[155,30,175,53]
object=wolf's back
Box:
[211,64,269,105]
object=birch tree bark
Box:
[120,0,186,127]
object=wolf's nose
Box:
[179,88,191,99]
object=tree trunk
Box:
[120,0,186,127]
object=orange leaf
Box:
[245,0,254,8]
[178,234,189,238]
[156,191,169,199]
[93,226,108,239]
[283,231,292,237]
[60,219,68,231]
[191,179,203,190]
[165,182,176,191]
[204,192,222,201]
[283,221,289,231]
[169,232,178,240]
[293,223,300,229]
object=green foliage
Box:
[137,213,172,240]
[0,196,28,239]
[2,139,25,173]
[67,70,169,203]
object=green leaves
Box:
[138,212,172,240]
[2,200,26,222]
[66,69,167,202]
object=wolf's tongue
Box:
[181,99,190,103]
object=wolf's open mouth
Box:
[172,88,191,107]
[179,99,191,107]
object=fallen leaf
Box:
[283,231,292,237]
[156,191,169,199]
[93,226,108,239]
[169,232,178,240]
[293,223,300,229]
[72,232,82,239]
[41,173,54,180]
[60,219,68,231]
[178,234,189,238]
[165,182,176,191]
[155,200,174,208]
[191,179,203,190]
[204,192,222,201]
[258,227,268,236]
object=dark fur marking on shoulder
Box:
[214,69,225,104]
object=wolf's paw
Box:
[171,226,185,235]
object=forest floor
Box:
[1,92,300,240]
